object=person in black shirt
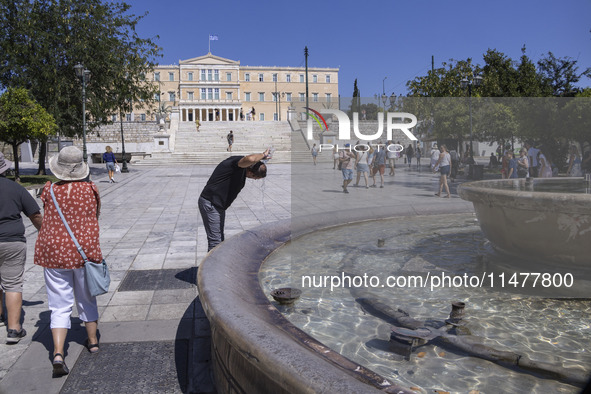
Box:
[0,152,42,342]
[199,149,270,251]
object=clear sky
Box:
[124,0,591,98]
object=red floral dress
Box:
[34,181,102,269]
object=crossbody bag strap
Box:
[50,183,89,263]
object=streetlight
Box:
[382,77,387,112]
[460,74,482,161]
[74,63,91,163]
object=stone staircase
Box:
[132,118,417,166]
[134,121,296,166]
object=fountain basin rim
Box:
[198,205,472,393]
[458,177,590,214]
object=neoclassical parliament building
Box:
[137,53,339,123]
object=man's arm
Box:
[28,212,42,231]
[237,148,270,168]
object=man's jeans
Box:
[198,196,226,251]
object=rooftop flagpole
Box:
[208,34,218,54]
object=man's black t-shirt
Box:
[0,176,41,242]
[200,156,246,210]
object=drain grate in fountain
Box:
[118,268,197,292]
[61,341,187,393]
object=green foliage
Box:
[0,87,57,179]
[0,0,161,137]
[0,88,57,144]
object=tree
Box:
[0,0,161,173]
[350,79,361,115]
[0,88,57,180]
[537,52,591,97]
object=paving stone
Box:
[61,341,186,393]
[119,268,197,292]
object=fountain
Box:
[457,177,591,266]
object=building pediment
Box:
[180,53,240,66]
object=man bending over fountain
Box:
[199,149,270,251]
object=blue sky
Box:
[125,0,591,97]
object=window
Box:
[207,88,213,100]
[154,72,160,81]
[188,72,193,81]
[299,93,305,102]
[214,70,219,81]
[169,72,174,81]
[226,72,232,81]
[326,74,331,83]
[245,73,250,82]
[214,88,220,100]
[188,91,194,100]
[111,115,117,122]
[313,74,317,83]
[201,88,206,100]
[169,92,176,101]
[313,93,318,102]
[272,73,278,82]
[286,74,291,83]
[226,92,233,100]
[259,92,265,102]
[300,74,304,83]
[201,69,206,81]
[326,93,332,103]
[272,92,278,102]
[259,113,264,121]
[140,113,146,121]
[245,92,251,102]
[258,73,264,82]
[285,93,292,102]
[126,114,131,121]
[154,93,160,101]
[207,69,212,81]
[273,112,278,121]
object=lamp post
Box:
[460,74,482,160]
[74,63,91,163]
[382,77,387,112]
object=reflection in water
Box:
[260,213,591,393]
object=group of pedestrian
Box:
[0,147,102,377]
[1,143,273,379]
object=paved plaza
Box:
[0,159,473,393]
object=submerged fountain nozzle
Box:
[446,301,466,325]
[270,288,301,305]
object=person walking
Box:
[387,141,396,176]
[566,145,583,177]
[339,144,355,193]
[227,130,234,152]
[34,146,103,376]
[0,153,43,343]
[332,146,339,169]
[433,144,452,198]
[525,141,540,177]
[371,145,386,188]
[415,147,422,170]
[311,144,318,165]
[430,144,440,171]
[353,145,370,188]
[199,149,270,251]
[102,146,118,183]
[507,151,518,179]
[251,107,256,121]
[405,144,414,169]
[517,149,529,178]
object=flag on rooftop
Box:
[209,34,218,41]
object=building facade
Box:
[133,53,339,123]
